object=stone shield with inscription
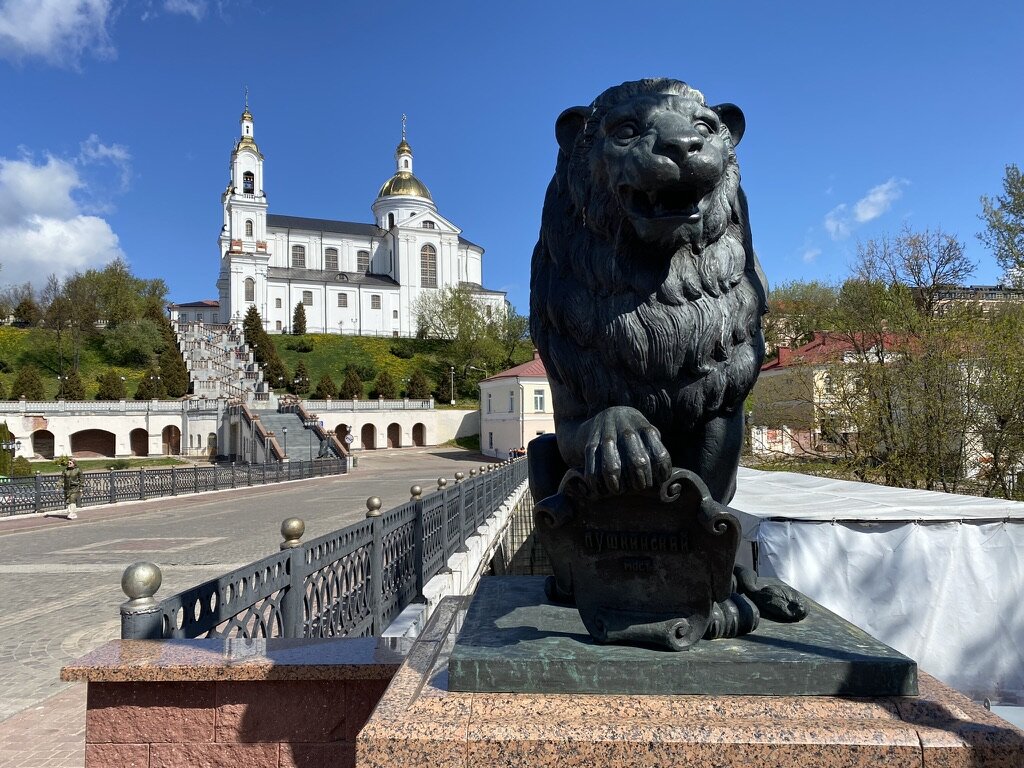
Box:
[534,468,741,651]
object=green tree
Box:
[292,302,307,335]
[57,369,86,400]
[979,164,1024,287]
[291,361,310,394]
[9,366,44,400]
[264,356,287,391]
[14,295,41,326]
[765,280,838,352]
[0,379,6,400]
[313,374,337,400]
[488,307,530,370]
[242,305,266,358]
[0,422,12,476]
[95,370,128,400]
[414,285,499,373]
[406,368,431,399]
[338,366,363,399]
[371,370,398,399]
[102,320,163,366]
[159,343,190,398]
[134,370,167,400]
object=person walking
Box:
[62,458,82,520]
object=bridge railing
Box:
[0,457,347,518]
[118,458,529,640]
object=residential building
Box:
[479,352,555,459]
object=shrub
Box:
[285,339,314,353]
[313,374,336,400]
[371,370,398,399]
[407,369,431,399]
[9,366,44,400]
[57,370,86,400]
[95,370,127,400]
[12,456,32,476]
[134,369,167,400]
[338,367,363,399]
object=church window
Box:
[275,298,282,308]
[357,250,369,272]
[403,159,409,169]
[422,221,435,229]
[371,295,382,310]
[291,245,306,268]
[392,310,398,319]
[325,248,338,271]
[276,321,282,331]
[420,244,437,288]
[243,172,254,194]
[338,293,348,308]
[245,219,253,237]
[244,278,255,303]
[387,213,395,229]
[302,290,313,306]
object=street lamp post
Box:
[450,366,455,405]
[1,437,21,471]
[57,375,67,398]
[304,417,318,460]
[282,427,288,458]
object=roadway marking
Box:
[53,537,225,554]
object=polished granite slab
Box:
[357,594,1024,768]
[448,576,917,696]
[61,637,407,682]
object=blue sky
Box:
[1,2,1021,314]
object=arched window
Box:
[357,250,369,272]
[244,219,253,237]
[244,278,255,302]
[387,213,395,229]
[291,245,306,268]
[324,247,338,271]
[403,159,409,169]
[302,290,313,306]
[420,244,437,287]
[242,171,254,194]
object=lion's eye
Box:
[694,121,714,137]
[611,122,640,141]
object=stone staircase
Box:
[175,321,274,405]
[252,409,318,462]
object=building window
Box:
[487,393,491,414]
[422,220,435,229]
[357,250,369,272]
[276,320,282,331]
[371,294,381,310]
[242,171,254,194]
[420,244,437,288]
[388,213,395,229]
[325,247,338,271]
[403,159,409,169]
[275,298,282,309]
[245,219,253,237]
[488,432,493,450]
[244,278,255,302]
[212,314,218,323]
[196,313,204,323]
[302,290,313,306]
[509,390,515,412]
[338,293,348,308]
[291,245,306,268]
[392,309,398,319]
[534,389,545,412]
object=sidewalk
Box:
[0,686,85,768]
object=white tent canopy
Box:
[731,468,1024,703]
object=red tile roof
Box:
[483,351,547,381]
[762,331,907,370]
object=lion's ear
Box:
[555,106,589,154]
[712,103,745,146]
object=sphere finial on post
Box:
[410,485,422,500]
[280,517,305,549]
[121,562,162,605]
[454,472,465,483]
[437,477,447,490]
[366,496,382,517]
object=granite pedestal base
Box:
[357,593,1024,768]
[449,576,916,696]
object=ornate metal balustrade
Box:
[119,458,530,640]
[0,458,347,517]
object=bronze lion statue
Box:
[529,79,803,647]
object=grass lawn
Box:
[23,456,191,475]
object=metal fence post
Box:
[120,562,163,639]
[109,470,116,505]
[366,496,384,633]
[193,465,199,494]
[139,468,146,501]
[279,518,305,638]
[410,486,425,602]
[34,472,42,513]
[170,466,178,496]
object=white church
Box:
[173,106,506,336]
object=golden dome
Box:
[241,108,253,121]
[396,139,412,156]
[235,135,263,158]
[378,170,432,200]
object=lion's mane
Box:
[530,79,767,434]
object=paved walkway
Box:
[0,447,493,768]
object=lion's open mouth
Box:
[619,184,702,222]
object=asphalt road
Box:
[0,446,493,723]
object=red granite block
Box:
[343,678,391,740]
[87,681,216,743]
[150,742,279,768]
[279,741,356,768]
[85,742,149,768]
[216,680,347,743]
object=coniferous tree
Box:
[159,344,190,397]
[134,369,167,400]
[95,370,128,400]
[292,302,307,335]
[338,366,363,399]
[57,369,86,400]
[0,422,12,476]
[313,374,336,400]
[407,369,431,399]
[371,370,398,399]
[9,366,44,400]
[292,361,310,394]
[264,356,287,391]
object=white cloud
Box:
[0,0,114,67]
[0,153,123,285]
[79,134,132,191]
[853,178,908,223]
[823,177,909,240]
[163,0,206,20]
[801,247,822,264]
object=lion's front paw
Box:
[582,406,671,495]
